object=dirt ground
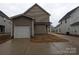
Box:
[31,34,68,42]
[0,33,79,55]
[0,34,68,44]
[0,34,11,44]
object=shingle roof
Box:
[10,14,33,20]
[59,6,79,22]
[0,10,9,19]
[71,22,79,26]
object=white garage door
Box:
[14,26,31,38]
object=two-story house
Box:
[11,4,51,38]
[55,6,79,35]
[0,10,12,35]
[55,24,61,33]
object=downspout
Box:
[32,20,34,37]
[12,20,14,39]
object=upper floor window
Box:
[3,18,6,22]
[65,19,67,23]
[61,21,62,24]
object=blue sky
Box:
[0,0,79,27]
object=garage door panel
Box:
[14,26,30,38]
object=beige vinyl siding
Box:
[23,4,50,34]
[13,17,32,26]
[34,25,47,34]
[24,5,49,22]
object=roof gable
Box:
[71,22,79,26]
[23,3,50,15]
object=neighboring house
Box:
[55,24,61,33]
[11,4,51,38]
[71,22,79,35]
[55,6,79,35]
[0,10,12,35]
[50,25,55,32]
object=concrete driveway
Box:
[0,33,79,55]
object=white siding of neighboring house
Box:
[55,24,61,33]
[50,25,54,32]
[56,27,60,33]
[0,16,5,25]
[58,18,72,34]
[57,8,79,35]
[69,8,79,35]
[71,25,79,35]
[0,16,12,36]
[70,8,79,24]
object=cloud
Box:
[0,3,79,27]
[0,0,79,3]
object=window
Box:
[3,18,6,22]
[4,20,6,22]
[65,19,67,23]
[74,30,77,33]
[61,21,62,24]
